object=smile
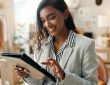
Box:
[48,28,56,33]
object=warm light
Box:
[0,58,7,61]
[97,15,110,28]
[97,15,110,37]
[14,0,41,23]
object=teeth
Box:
[50,29,55,32]
[48,28,55,32]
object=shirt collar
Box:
[44,35,53,46]
[65,30,75,47]
[44,30,75,47]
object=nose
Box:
[45,21,51,28]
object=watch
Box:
[65,0,80,8]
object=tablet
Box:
[0,52,56,82]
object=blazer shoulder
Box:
[75,33,95,47]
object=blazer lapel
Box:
[38,45,50,68]
[60,46,74,69]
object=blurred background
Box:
[0,0,110,85]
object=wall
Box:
[1,0,110,47]
[0,0,15,50]
[68,0,110,38]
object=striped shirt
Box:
[42,30,75,85]
[48,30,75,63]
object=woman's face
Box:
[40,6,67,36]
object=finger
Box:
[15,69,30,78]
[48,58,55,61]
[14,66,30,77]
[16,65,23,68]
[23,74,29,78]
[24,69,30,74]
[18,71,29,78]
[41,58,55,65]
[41,61,49,65]
[50,65,56,73]
[48,59,56,66]
[54,65,60,73]
[48,58,56,63]
[15,66,24,71]
[15,66,29,72]
[41,59,54,66]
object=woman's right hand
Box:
[14,65,30,78]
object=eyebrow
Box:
[40,12,55,20]
[47,12,55,18]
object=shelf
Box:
[96,47,110,63]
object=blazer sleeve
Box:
[61,40,98,85]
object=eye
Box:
[48,15,56,20]
[41,18,45,23]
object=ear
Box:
[63,9,69,20]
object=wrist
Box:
[62,71,65,80]
[57,77,65,85]
[58,70,65,80]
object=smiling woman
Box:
[14,0,98,85]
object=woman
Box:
[15,0,98,85]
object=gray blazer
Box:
[25,33,98,85]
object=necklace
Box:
[58,40,65,45]
[54,39,65,46]
[54,31,69,46]
[54,40,65,53]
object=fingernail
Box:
[18,67,22,70]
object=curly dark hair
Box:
[32,0,77,50]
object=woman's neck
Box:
[53,29,69,53]
[54,29,69,45]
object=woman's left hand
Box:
[41,58,65,80]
